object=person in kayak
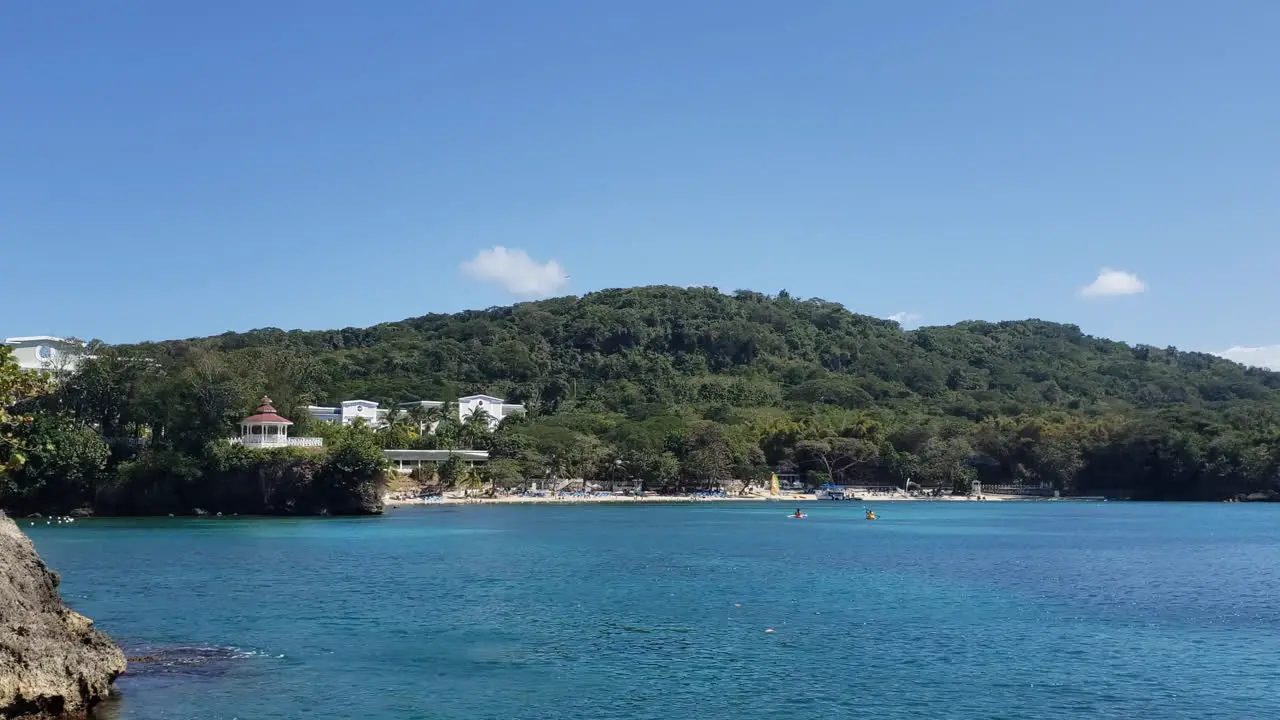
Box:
[793,509,804,518]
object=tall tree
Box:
[0,346,55,470]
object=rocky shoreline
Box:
[0,512,125,719]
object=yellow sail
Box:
[769,473,780,496]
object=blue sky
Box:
[3,1,1278,364]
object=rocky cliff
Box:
[0,514,126,719]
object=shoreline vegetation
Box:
[6,286,1280,517]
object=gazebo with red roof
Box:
[238,396,294,448]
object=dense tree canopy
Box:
[0,345,386,516]
[138,286,1278,414]
[112,285,1280,500]
[5,285,1280,510]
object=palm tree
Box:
[431,401,459,448]
[405,403,429,435]
[435,401,456,426]
[402,402,448,435]
[461,407,494,449]
[455,466,485,496]
[465,406,494,428]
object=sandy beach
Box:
[383,492,1022,507]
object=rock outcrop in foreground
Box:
[0,513,125,719]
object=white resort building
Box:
[399,394,526,430]
[303,399,388,427]
[305,394,525,431]
[235,394,520,469]
[3,336,89,374]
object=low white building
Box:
[3,336,88,374]
[383,449,489,474]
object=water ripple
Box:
[26,502,1280,719]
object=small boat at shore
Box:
[815,484,862,501]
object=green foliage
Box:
[437,455,466,487]
[322,424,386,477]
[480,459,524,490]
[317,424,387,512]
[7,286,1280,508]
[115,283,1264,500]
[100,447,205,515]
[0,344,386,515]
[409,463,438,488]
[0,414,109,513]
[0,346,55,471]
[453,466,484,493]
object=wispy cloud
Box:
[888,311,921,327]
[1079,268,1145,298]
[460,246,570,299]
[1216,345,1280,371]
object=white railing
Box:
[228,436,324,448]
[230,436,288,447]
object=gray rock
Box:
[0,513,126,718]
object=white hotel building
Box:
[304,394,525,431]
[3,336,88,373]
[236,394,520,471]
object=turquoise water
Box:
[25,502,1280,719]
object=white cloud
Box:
[888,311,921,326]
[1079,268,1146,298]
[460,246,570,299]
[1216,346,1280,371]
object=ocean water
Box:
[24,502,1280,720]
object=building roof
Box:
[4,336,74,344]
[383,449,490,461]
[459,394,507,402]
[241,396,293,425]
[241,413,293,425]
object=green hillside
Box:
[162,285,1279,417]
[7,285,1280,512]
[114,285,1280,501]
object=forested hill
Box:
[148,285,1280,420]
[94,285,1280,502]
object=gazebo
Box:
[238,396,294,448]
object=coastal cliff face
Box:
[0,514,126,719]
